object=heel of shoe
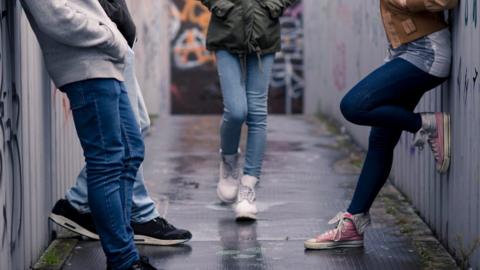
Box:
[49,213,100,240]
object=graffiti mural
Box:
[169,0,219,114]
[169,0,304,114]
[0,1,23,269]
[270,2,304,114]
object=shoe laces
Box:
[152,217,176,231]
[414,129,442,162]
[238,185,255,203]
[321,213,350,241]
[413,129,428,151]
[428,137,441,162]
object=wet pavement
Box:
[63,116,456,270]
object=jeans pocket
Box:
[64,87,92,111]
[63,80,115,111]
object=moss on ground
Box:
[32,239,78,270]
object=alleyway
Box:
[62,116,455,270]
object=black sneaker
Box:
[49,199,99,239]
[108,256,158,270]
[131,256,158,270]
[132,217,192,246]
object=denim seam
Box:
[119,107,134,163]
[93,96,108,162]
[93,95,118,266]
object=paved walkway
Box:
[63,116,456,270]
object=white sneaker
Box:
[235,175,258,220]
[217,153,240,203]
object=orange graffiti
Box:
[173,28,216,68]
[178,0,211,34]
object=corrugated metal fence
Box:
[0,1,83,269]
[304,0,480,268]
[0,1,170,269]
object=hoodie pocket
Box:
[100,22,129,62]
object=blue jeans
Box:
[341,58,446,214]
[62,78,143,270]
[66,49,159,223]
[216,50,275,178]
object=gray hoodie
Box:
[20,0,130,88]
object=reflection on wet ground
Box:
[64,116,433,270]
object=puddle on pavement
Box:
[206,201,288,212]
[267,141,305,152]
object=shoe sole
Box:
[49,213,100,240]
[134,235,191,246]
[304,240,363,250]
[437,114,451,173]
[235,212,257,221]
[216,186,237,204]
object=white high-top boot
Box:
[217,153,241,203]
[235,175,258,220]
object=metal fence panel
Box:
[304,0,480,268]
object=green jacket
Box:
[200,0,296,55]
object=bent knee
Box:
[340,95,365,123]
[224,107,248,125]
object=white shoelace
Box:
[238,185,255,203]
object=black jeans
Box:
[341,58,446,215]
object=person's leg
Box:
[114,81,145,252]
[64,49,158,223]
[347,127,403,214]
[63,78,140,269]
[339,58,445,133]
[65,168,90,214]
[64,169,158,225]
[123,49,159,223]
[342,60,445,214]
[216,50,248,155]
[234,53,275,220]
[129,167,159,223]
[216,50,248,204]
[119,51,192,245]
[57,51,190,246]
[243,53,275,178]
[305,59,446,250]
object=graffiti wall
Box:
[169,0,304,114]
[0,1,22,268]
[0,2,84,269]
[304,0,480,268]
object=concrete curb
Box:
[32,239,78,270]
